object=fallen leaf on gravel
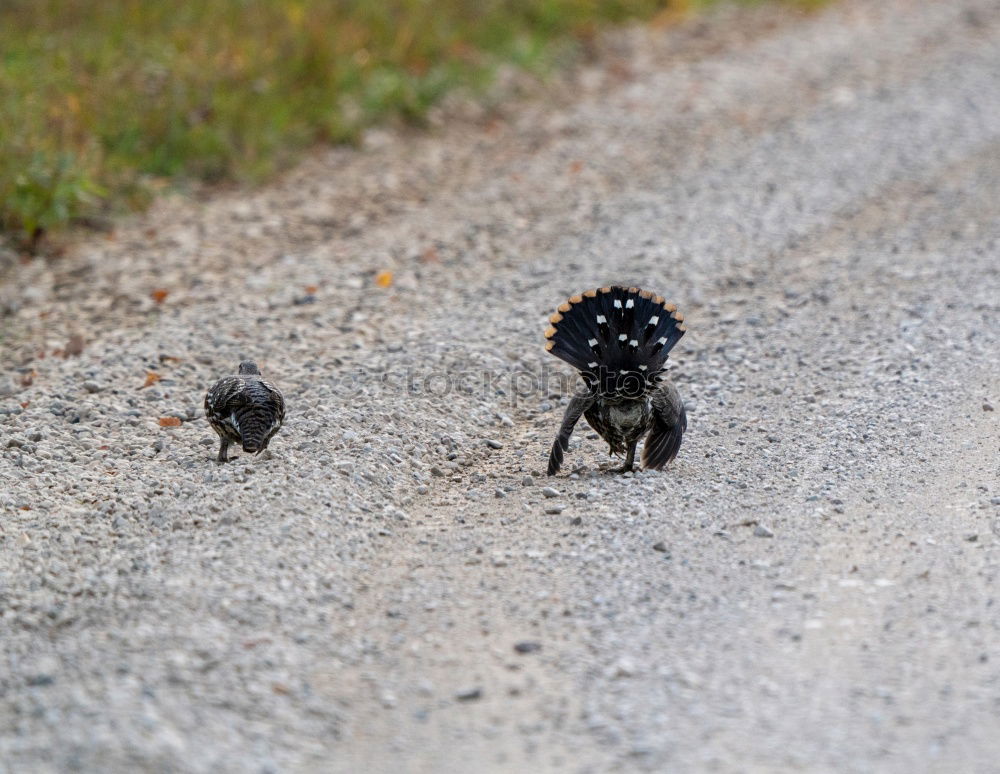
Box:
[142,371,161,388]
[19,370,36,387]
[569,160,584,174]
[375,270,393,288]
[158,416,182,427]
[420,247,439,264]
[19,401,30,409]
[304,284,318,294]
[150,289,169,304]
[64,335,85,357]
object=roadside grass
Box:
[0,0,823,244]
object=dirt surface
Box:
[2,0,1000,771]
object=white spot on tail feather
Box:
[625,299,634,309]
[639,365,648,371]
[648,315,659,326]
[588,338,598,346]
[588,362,599,368]
[657,336,668,345]
[618,334,627,341]
[629,339,638,347]
[596,315,607,324]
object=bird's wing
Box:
[641,381,687,471]
[206,377,243,413]
[548,392,596,475]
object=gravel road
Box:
[2,0,1000,771]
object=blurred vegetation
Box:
[0,0,821,243]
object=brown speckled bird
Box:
[204,360,285,462]
[544,285,687,475]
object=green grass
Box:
[0,0,821,243]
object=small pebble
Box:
[652,541,668,552]
[754,525,774,538]
[494,488,506,498]
[610,657,636,679]
[484,439,503,449]
[83,381,102,393]
[984,402,995,412]
[541,487,560,498]
[545,504,566,515]
[521,476,534,487]
[513,641,542,654]
[455,687,482,702]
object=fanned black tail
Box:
[544,286,686,394]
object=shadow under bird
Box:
[544,285,687,475]
[204,360,285,462]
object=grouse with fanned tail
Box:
[204,360,285,462]
[544,285,687,475]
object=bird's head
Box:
[238,360,261,375]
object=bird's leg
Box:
[217,438,230,463]
[610,442,637,473]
